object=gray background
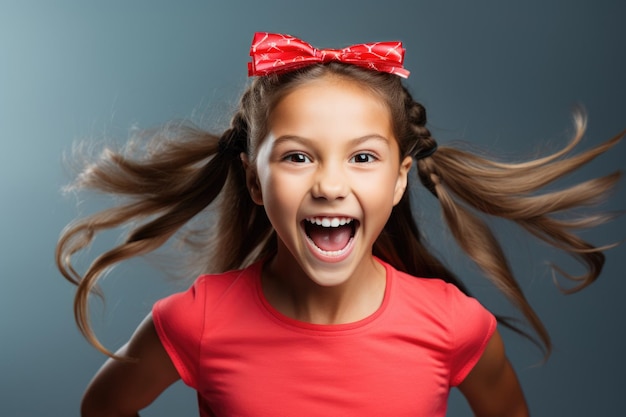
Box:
[1,1,625,416]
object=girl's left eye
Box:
[350,153,377,163]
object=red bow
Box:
[248,32,410,78]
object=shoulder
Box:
[383,261,498,386]
[383,259,496,341]
[152,262,261,340]
[156,262,260,311]
[150,262,262,386]
[386,261,467,310]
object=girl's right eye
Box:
[283,153,311,163]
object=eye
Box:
[350,153,377,163]
[283,153,311,163]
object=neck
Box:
[261,250,386,325]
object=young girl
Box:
[57,32,622,416]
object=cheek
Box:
[259,172,301,215]
[357,170,401,214]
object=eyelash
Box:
[350,153,377,163]
[282,152,378,164]
[283,153,311,163]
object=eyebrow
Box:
[273,134,391,148]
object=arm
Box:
[81,314,181,417]
[458,330,529,417]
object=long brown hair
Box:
[56,62,622,357]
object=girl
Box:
[57,32,622,416]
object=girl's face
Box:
[247,76,412,287]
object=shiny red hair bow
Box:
[248,32,410,78]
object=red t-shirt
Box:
[153,258,496,416]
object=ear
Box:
[240,153,264,205]
[393,156,413,206]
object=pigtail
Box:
[411,107,622,355]
[373,87,461,282]
[375,193,469,291]
[205,109,275,273]
[56,123,238,357]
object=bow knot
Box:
[248,32,410,78]
[317,49,343,62]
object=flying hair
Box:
[56,61,623,358]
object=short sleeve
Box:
[152,277,207,388]
[447,285,497,386]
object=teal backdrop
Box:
[1,1,624,416]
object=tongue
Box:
[308,224,352,252]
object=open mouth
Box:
[302,217,358,256]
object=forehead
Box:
[268,77,393,140]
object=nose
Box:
[311,161,348,200]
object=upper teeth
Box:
[306,217,353,228]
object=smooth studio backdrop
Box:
[1,1,624,416]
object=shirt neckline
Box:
[253,257,393,333]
